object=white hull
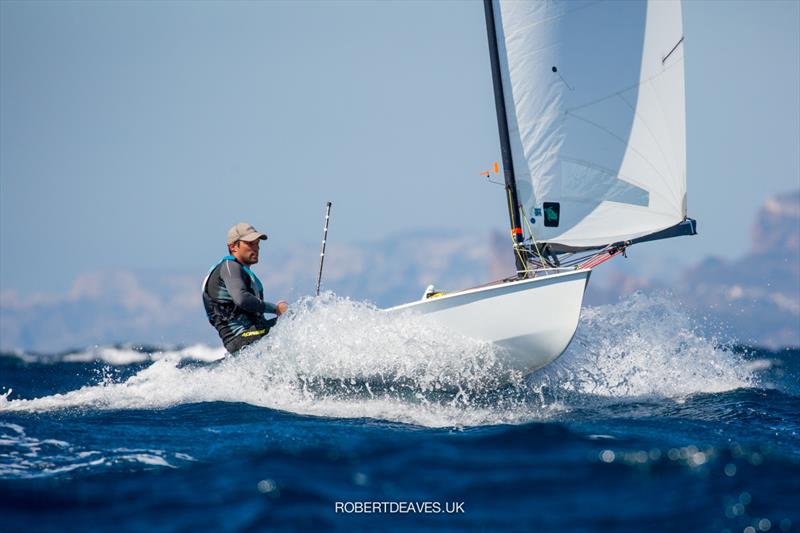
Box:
[388,270,591,374]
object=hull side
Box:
[389,270,590,373]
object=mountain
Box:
[583,190,799,347]
[678,190,800,347]
[1,193,797,352]
[0,269,216,352]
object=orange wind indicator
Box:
[480,161,500,177]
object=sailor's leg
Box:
[224,319,278,355]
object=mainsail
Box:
[487,0,690,251]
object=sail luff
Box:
[482,0,526,274]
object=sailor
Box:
[203,222,288,354]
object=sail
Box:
[491,0,687,249]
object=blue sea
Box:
[1,294,798,531]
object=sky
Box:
[1,0,799,296]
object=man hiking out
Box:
[203,222,288,354]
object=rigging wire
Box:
[518,203,553,274]
[505,187,529,276]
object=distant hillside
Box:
[1,193,797,352]
[584,190,799,348]
[0,269,216,352]
[679,190,799,347]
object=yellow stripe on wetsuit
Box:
[241,329,266,338]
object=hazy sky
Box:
[1,0,799,295]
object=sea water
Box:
[1,293,798,531]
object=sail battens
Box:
[492,0,687,250]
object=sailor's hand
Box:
[276,301,288,316]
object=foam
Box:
[5,344,226,365]
[64,343,226,364]
[0,292,756,427]
[533,292,754,398]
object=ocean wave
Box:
[0,422,194,479]
[2,344,226,365]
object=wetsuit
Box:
[203,255,278,354]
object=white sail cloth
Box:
[492,0,686,248]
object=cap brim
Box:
[240,232,267,242]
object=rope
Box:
[518,203,553,275]
[506,187,529,276]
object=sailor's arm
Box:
[221,261,270,314]
[220,261,287,316]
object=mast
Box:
[482,0,526,276]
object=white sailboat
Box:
[388,0,696,374]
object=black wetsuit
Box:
[203,256,278,354]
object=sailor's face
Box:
[235,239,260,265]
